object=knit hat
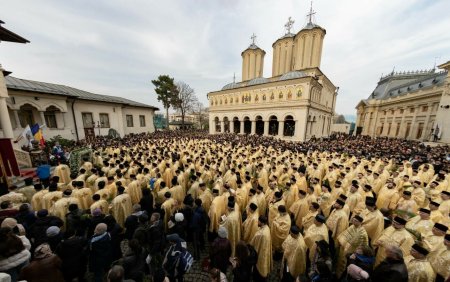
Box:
[1,217,17,229]
[218,226,228,238]
[37,209,48,218]
[174,213,184,222]
[46,226,60,237]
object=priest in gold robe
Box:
[281,225,306,281]
[326,199,349,244]
[336,215,369,278]
[405,208,434,238]
[289,190,309,229]
[373,216,415,266]
[304,214,329,261]
[271,205,291,256]
[405,244,436,282]
[360,197,384,243]
[220,198,241,256]
[242,203,259,243]
[111,186,133,227]
[268,191,285,227]
[250,216,272,280]
[427,233,450,281]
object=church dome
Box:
[221,82,240,90]
[301,22,323,31]
[279,71,307,81]
[247,77,269,86]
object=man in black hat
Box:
[243,202,259,243]
[220,197,241,257]
[268,190,285,226]
[373,216,415,265]
[396,190,418,217]
[439,190,450,216]
[406,244,434,282]
[428,233,450,282]
[336,215,368,278]
[361,197,384,243]
[405,208,433,237]
[429,200,444,223]
[271,205,291,260]
[281,225,307,281]
[326,199,349,246]
[304,214,329,262]
[289,189,309,230]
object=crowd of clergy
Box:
[0,131,449,282]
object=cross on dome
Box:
[284,17,295,34]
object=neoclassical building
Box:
[0,70,158,144]
[207,11,337,141]
[355,61,450,143]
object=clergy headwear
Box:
[63,189,72,196]
[419,208,431,214]
[434,223,448,232]
[429,200,440,207]
[393,216,407,225]
[278,205,287,213]
[339,194,348,200]
[258,215,268,225]
[364,184,372,190]
[299,190,306,196]
[274,191,282,198]
[442,191,450,196]
[290,225,300,235]
[365,197,376,206]
[228,201,235,208]
[336,199,345,207]
[445,234,450,241]
[354,215,363,222]
[212,188,219,194]
[403,191,411,196]
[249,203,258,211]
[411,244,429,256]
[315,214,326,223]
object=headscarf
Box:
[34,243,53,259]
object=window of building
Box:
[44,112,57,128]
[99,113,110,128]
[400,109,404,114]
[391,109,394,115]
[410,108,415,113]
[126,115,134,127]
[422,106,428,112]
[82,112,94,128]
[139,115,146,127]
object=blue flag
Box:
[30,123,40,135]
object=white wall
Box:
[331,123,351,134]
[122,107,155,135]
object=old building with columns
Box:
[355,61,450,143]
[207,10,337,141]
[0,74,158,143]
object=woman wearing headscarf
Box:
[19,243,64,282]
[0,227,31,282]
[89,223,112,282]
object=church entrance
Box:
[255,116,264,135]
[233,117,240,134]
[223,117,230,133]
[284,115,295,136]
[269,115,278,135]
[244,117,251,134]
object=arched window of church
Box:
[230,97,233,104]
[224,98,228,104]
[220,99,222,105]
[279,92,283,99]
[255,95,259,102]
[270,92,274,100]
[287,91,292,100]
[297,89,302,98]
[263,94,266,101]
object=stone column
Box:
[0,97,14,138]
[408,106,419,139]
[421,103,433,141]
[278,121,285,137]
[39,111,46,126]
[13,110,21,129]
[240,121,244,134]
[230,121,234,134]
[251,120,256,134]
[58,112,65,129]
[263,121,269,136]
[398,108,406,138]
[220,121,224,133]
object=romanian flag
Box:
[31,123,45,146]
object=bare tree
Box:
[192,102,209,130]
[172,81,198,129]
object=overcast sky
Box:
[1,0,449,116]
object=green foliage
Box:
[44,135,75,154]
[151,75,177,109]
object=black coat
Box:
[372,258,408,282]
[139,194,154,215]
[56,236,88,279]
[122,248,147,282]
[89,233,112,271]
[29,216,63,247]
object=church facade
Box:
[207,13,337,141]
[355,61,450,143]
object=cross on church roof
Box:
[233,73,236,83]
[307,1,316,24]
[251,33,256,45]
[284,17,295,34]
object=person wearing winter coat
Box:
[0,227,31,282]
[89,223,113,282]
[19,243,64,282]
[56,230,88,282]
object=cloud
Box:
[1,0,449,115]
